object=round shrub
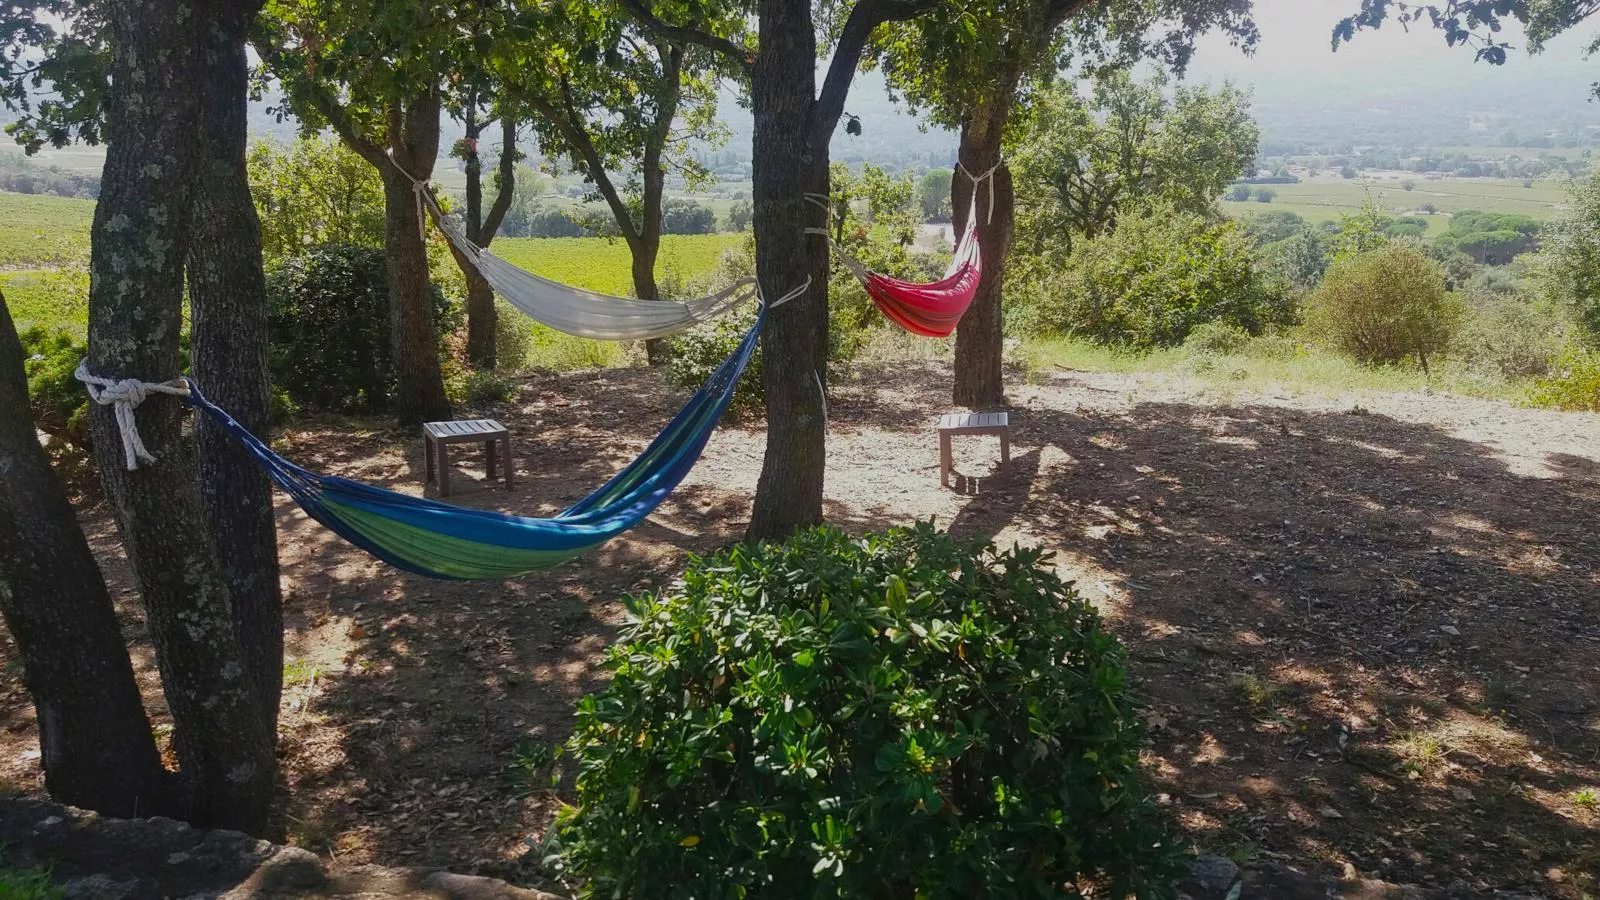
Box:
[1304,244,1464,370]
[1182,321,1252,356]
[267,245,450,413]
[545,524,1181,899]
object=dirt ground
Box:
[2,360,1597,896]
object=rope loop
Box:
[763,276,813,311]
[956,159,1003,225]
[74,360,191,470]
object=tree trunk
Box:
[87,0,276,834]
[188,0,283,740]
[951,106,1015,411]
[0,293,175,819]
[745,0,831,543]
[632,238,666,365]
[384,90,451,426]
[464,272,497,369]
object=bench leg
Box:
[438,443,451,498]
[1000,431,1010,470]
[425,436,435,487]
[940,432,953,488]
[501,436,513,489]
[486,439,497,480]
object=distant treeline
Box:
[0,155,99,199]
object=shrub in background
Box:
[1529,347,1600,411]
[1304,244,1463,371]
[1452,298,1569,379]
[20,325,92,470]
[546,523,1181,899]
[1012,206,1290,348]
[1181,320,1252,357]
[267,245,453,412]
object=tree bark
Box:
[87,0,276,834]
[188,0,282,741]
[744,0,832,542]
[951,102,1016,411]
[467,115,516,370]
[0,293,175,819]
[384,90,451,426]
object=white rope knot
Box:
[957,160,1003,225]
[763,276,813,311]
[74,360,190,471]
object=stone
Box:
[1180,855,1242,899]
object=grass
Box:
[0,864,61,900]
[1016,333,1533,405]
[492,233,741,297]
[0,268,88,334]
[0,192,94,268]
[1222,177,1569,233]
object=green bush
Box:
[545,523,1181,899]
[1304,244,1464,370]
[458,369,519,406]
[1013,206,1290,348]
[19,325,92,467]
[1452,299,1569,378]
[267,245,451,413]
[665,308,766,414]
[1529,346,1600,411]
[1182,321,1252,356]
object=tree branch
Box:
[616,0,753,76]
[812,0,939,145]
[299,83,389,171]
[526,80,641,246]
[480,115,518,246]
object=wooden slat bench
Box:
[937,411,1010,488]
[423,419,512,498]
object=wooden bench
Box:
[937,412,1010,488]
[423,419,512,498]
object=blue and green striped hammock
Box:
[183,309,763,580]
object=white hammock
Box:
[416,187,756,342]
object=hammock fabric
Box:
[416,187,756,342]
[182,309,763,580]
[848,221,982,338]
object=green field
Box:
[0,192,95,267]
[1223,177,1569,234]
[493,233,743,295]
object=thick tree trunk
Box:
[188,0,282,740]
[0,293,174,819]
[951,107,1015,411]
[87,0,276,834]
[384,90,451,426]
[745,0,831,542]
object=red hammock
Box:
[856,222,982,338]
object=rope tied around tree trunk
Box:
[956,160,1003,226]
[73,361,191,470]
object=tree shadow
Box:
[1005,400,1600,894]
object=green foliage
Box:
[1433,209,1541,265]
[247,137,386,259]
[1225,184,1251,202]
[456,369,518,406]
[267,245,452,412]
[1305,245,1464,369]
[1014,71,1258,254]
[1530,171,1600,342]
[1182,321,1253,356]
[662,199,716,235]
[1253,188,1275,203]
[666,307,765,415]
[0,864,62,900]
[1452,298,1570,378]
[727,199,752,232]
[1244,210,1309,246]
[916,169,950,223]
[1529,346,1600,411]
[19,324,91,469]
[546,523,1181,899]
[1013,206,1289,349]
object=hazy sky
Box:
[1187,0,1596,81]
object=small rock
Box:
[1179,855,1241,900]
[1439,625,1461,636]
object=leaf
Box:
[679,835,700,847]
